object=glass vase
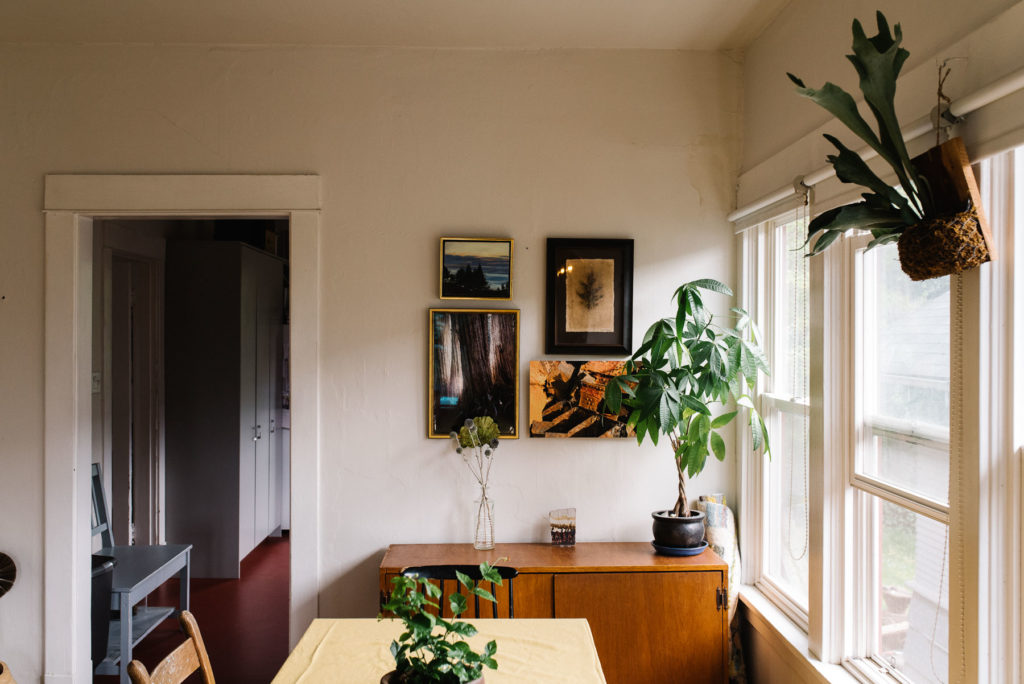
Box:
[473,494,495,550]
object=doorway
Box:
[43,174,321,683]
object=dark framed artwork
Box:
[428,309,519,438]
[440,237,513,300]
[529,360,635,438]
[545,238,633,355]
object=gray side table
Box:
[93,544,192,684]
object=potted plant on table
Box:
[787,11,994,280]
[379,561,503,683]
[603,279,770,555]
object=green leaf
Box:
[448,620,477,637]
[847,13,926,214]
[758,411,771,458]
[807,202,905,250]
[736,395,755,410]
[787,75,888,165]
[679,394,710,415]
[686,442,707,478]
[709,347,722,378]
[659,394,676,432]
[711,410,738,428]
[710,431,726,461]
[687,278,733,296]
[822,133,916,220]
[449,592,468,615]
[603,376,622,413]
[750,413,764,451]
[471,586,496,602]
[477,561,501,581]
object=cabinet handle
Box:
[270,418,276,434]
[254,425,263,441]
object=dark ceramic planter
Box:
[651,509,706,548]
[381,672,482,684]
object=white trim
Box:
[848,475,949,525]
[738,227,765,586]
[44,212,94,681]
[43,175,321,683]
[44,174,320,212]
[968,151,1021,683]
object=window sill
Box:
[738,585,859,684]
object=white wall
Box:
[0,45,742,679]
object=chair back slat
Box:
[147,640,200,684]
[127,611,215,684]
[91,463,114,548]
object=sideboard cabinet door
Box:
[553,571,727,684]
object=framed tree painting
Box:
[428,308,519,438]
[440,237,513,300]
[545,238,633,355]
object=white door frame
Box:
[43,174,321,683]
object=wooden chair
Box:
[402,565,519,618]
[126,611,214,684]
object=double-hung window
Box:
[740,213,951,683]
[848,239,950,683]
[743,209,811,620]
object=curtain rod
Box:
[728,65,1024,224]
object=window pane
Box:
[863,432,949,503]
[774,217,809,400]
[763,216,810,608]
[861,244,949,503]
[765,407,810,604]
[876,500,949,684]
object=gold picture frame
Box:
[428,308,519,438]
[439,237,513,300]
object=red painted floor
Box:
[95,534,290,684]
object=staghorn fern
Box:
[788,12,941,254]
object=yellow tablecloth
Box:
[273,618,607,683]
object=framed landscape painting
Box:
[440,237,513,300]
[428,309,519,438]
[529,360,634,438]
[545,238,633,354]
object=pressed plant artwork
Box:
[545,238,633,355]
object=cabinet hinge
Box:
[716,586,727,611]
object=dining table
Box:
[272,617,607,683]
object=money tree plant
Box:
[603,278,771,518]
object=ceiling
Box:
[0,0,792,50]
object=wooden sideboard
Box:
[379,542,729,684]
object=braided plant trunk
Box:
[669,434,690,517]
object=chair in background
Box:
[402,565,519,618]
[127,611,215,684]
